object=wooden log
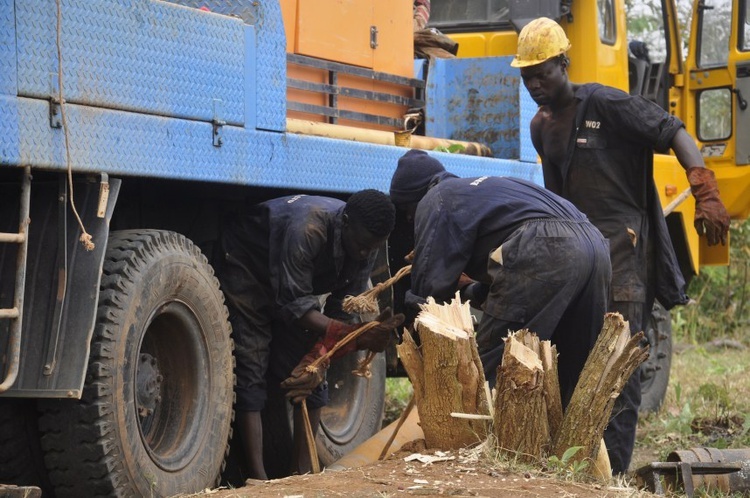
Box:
[540,342,563,441]
[492,332,549,463]
[552,312,650,465]
[396,295,490,449]
[507,329,563,441]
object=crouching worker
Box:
[389,149,611,408]
[217,190,404,480]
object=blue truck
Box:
[0,1,541,496]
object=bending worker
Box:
[217,190,403,480]
[389,149,611,408]
[511,17,731,473]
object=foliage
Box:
[672,219,750,343]
[625,0,694,60]
[432,143,465,154]
[546,446,589,478]
[383,378,413,426]
[635,346,750,467]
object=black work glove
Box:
[280,344,330,404]
[355,307,405,353]
[686,166,730,246]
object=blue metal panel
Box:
[0,97,20,163]
[425,56,520,159]
[165,0,259,24]
[413,59,426,80]
[520,84,540,164]
[0,0,15,96]
[1,96,543,190]
[160,0,285,131]
[15,0,246,126]
[244,26,257,130]
[253,0,286,132]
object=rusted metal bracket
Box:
[49,73,63,128]
[212,98,225,147]
[636,461,742,497]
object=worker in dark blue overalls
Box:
[390,149,611,408]
[217,189,403,479]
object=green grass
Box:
[383,378,413,426]
[634,344,750,497]
[672,219,750,344]
[635,345,750,462]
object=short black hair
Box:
[556,53,570,68]
[345,189,395,237]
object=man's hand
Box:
[355,307,405,352]
[687,166,730,246]
[321,319,360,358]
[457,272,475,290]
[280,345,330,404]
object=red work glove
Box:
[686,166,730,246]
[320,320,360,359]
[280,344,330,404]
[355,308,406,353]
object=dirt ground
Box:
[189,444,655,498]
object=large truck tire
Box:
[0,399,52,493]
[38,230,234,497]
[260,350,386,478]
[317,351,386,464]
[639,301,672,413]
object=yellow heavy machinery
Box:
[427,0,750,410]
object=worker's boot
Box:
[291,404,321,474]
[236,410,268,480]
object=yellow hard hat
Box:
[511,17,571,68]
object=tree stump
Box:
[396,294,490,449]
[492,330,550,463]
[552,312,649,465]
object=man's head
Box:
[512,17,572,106]
[389,149,446,221]
[342,189,395,261]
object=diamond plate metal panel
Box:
[5,97,542,191]
[0,97,20,165]
[0,0,15,96]
[165,0,259,24]
[151,0,286,131]
[16,0,246,125]
[253,0,286,132]
[426,56,520,159]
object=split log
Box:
[492,331,549,463]
[552,312,650,465]
[396,294,490,449]
[540,342,563,440]
[513,330,563,440]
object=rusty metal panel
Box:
[425,56,520,159]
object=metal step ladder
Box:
[0,167,31,393]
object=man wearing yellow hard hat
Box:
[512,17,731,475]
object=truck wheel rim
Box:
[136,300,209,471]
